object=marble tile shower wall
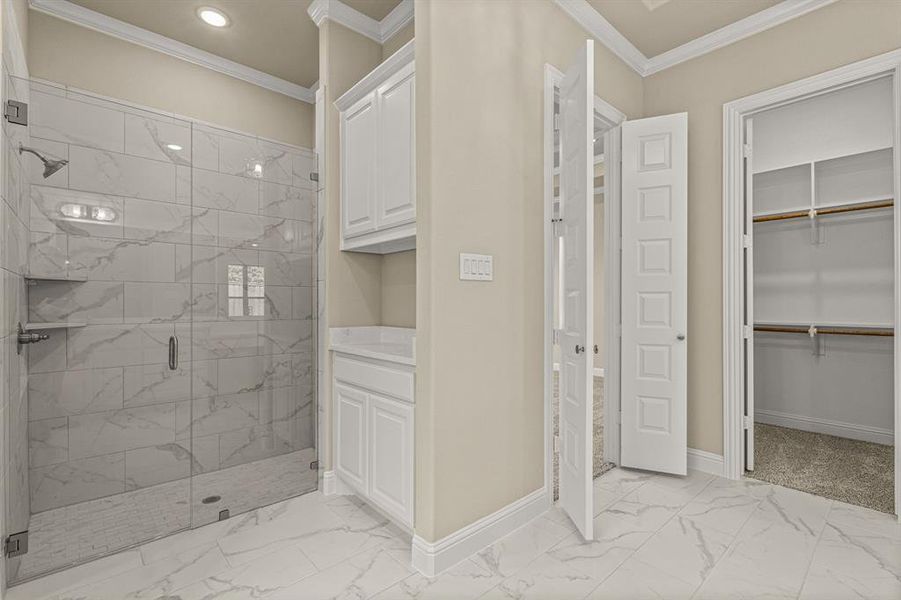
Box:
[2,69,32,583]
[24,80,317,514]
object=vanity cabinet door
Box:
[335,383,368,494]
[376,63,416,230]
[368,393,414,526]
[341,92,378,239]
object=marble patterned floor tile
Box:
[59,542,228,600]
[168,545,316,600]
[6,548,142,600]
[675,478,763,537]
[265,546,411,600]
[692,513,823,600]
[585,556,697,600]
[542,530,639,582]
[629,513,733,587]
[479,551,603,600]
[798,519,901,599]
[472,516,573,579]
[374,558,503,600]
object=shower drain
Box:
[201,495,221,504]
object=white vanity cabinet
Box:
[336,42,415,253]
[332,343,414,528]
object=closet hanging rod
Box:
[753,198,893,223]
[753,324,894,337]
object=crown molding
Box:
[554,0,646,74]
[644,0,840,75]
[554,0,839,77]
[380,0,414,41]
[29,0,315,103]
[307,0,414,45]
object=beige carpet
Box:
[553,374,614,501]
[748,423,894,514]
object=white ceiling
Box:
[587,0,782,58]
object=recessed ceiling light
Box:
[166,144,183,151]
[198,7,229,28]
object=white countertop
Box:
[329,326,416,366]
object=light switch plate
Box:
[459,253,493,281]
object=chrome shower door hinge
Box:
[5,531,28,557]
[4,100,27,126]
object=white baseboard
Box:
[411,488,549,577]
[756,410,893,446]
[687,448,725,477]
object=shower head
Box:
[19,144,69,178]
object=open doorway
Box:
[549,94,620,501]
[544,44,690,540]
[724,54,901,517]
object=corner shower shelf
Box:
[23,322,87,331]
[25,274,87,283]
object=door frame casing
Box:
[721,49,901,517]
[543,63,626,504]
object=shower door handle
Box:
[168,336,178,371]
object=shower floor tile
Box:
[11,449,316,584]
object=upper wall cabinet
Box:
[337,42,415,254]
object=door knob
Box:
[575,344,585,354]
[676,334,686,341]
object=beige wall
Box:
[643,0,901,455]
[28,11,314,147]
[415,0,642,541]
[383,20,414,60]
[382,250,416,327]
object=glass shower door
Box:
[13,78,195,582]
[188,124,318,527]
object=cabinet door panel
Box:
[335,383,368,493]
[377,65,416,229]
[368,393,413,525]
[342,93,378,239]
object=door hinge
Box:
[743,416,752,430]
[553,435,560,453]
[742,234,752,249]
[553,113,560,131]
[4,100,27,126]
[310,460,320,471]
[742,143,752,158]
[553,328,561,345]
[5,531,28,557]
[743,325,752,339]
[551,217,563,237]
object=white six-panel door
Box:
[558,40,595,540]
[620,113,688,475]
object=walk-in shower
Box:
[2,76,319,584]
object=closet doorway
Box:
[724,52,901,516]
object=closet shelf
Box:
[754,323,893,337]
[753,197,893,223]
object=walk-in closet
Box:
[746,76,896,513]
